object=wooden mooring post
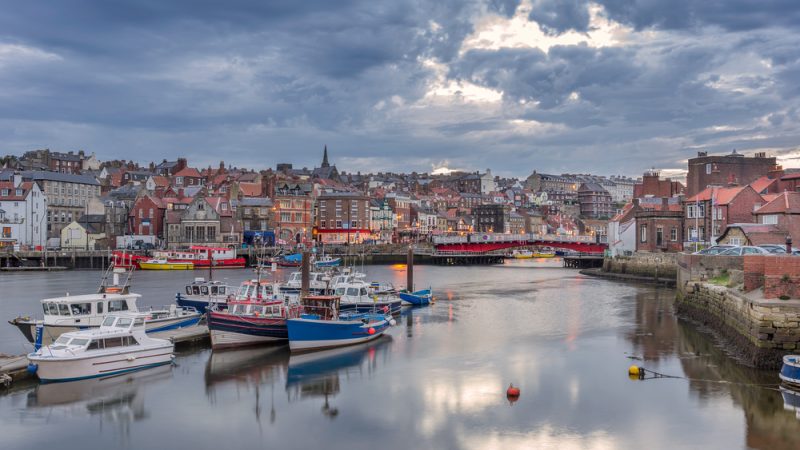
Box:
[407,246,414,291]
[301,250,310,298]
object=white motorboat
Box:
[333,279,402,314]
[9,267,202,345]
[27,313,174,382]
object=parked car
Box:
[719,246,772,256]
[692,245,735,255]
[757,244,787,254]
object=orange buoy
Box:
[506,383,521,398]
[368,327,376,335]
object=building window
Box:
[321,220,326,229]
[149,208,154,218]
[762,215,779,225]
[336,220,342,228]
[640,224,647,243]
[207,226,216,241]
[706,163,712,174]
[670,228,677,241]
[729,237,742,246]
[687,204,695,219]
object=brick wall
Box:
[742,255,800,299]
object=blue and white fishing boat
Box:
[399,289,433,306]
[314,256,342,268]
[175,278,233,313]
[780,355,800,387]
[281,271,329,296]
[286,296,394,352]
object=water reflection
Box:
[624,288,800,450]
[287,336,392,418]
[27,365,171,437]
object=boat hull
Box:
[780,355,800,387]
[28,344,174,382]
[399,290,431,306]
[208,312,289,349]
[175,295,228,314]
[339,299,402,314]
[11,314,201,345]
[138,262,194,270]
[314,258,342,267]
[286,316,390,352]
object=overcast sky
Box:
[2,0,800,178]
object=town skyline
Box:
[2,1,800,177]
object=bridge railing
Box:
[432,233,598,245]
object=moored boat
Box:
[780,355,800,387]
[175,278,234,313]
[511,249,533,259]
[399,289,432,306]
[314,256,342,268]
[333,279,402,314]
[208,278,301,350]
[9,267,202,345]
[286,296,394,352]
[27,313,174,382]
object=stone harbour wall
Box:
[676,282,800,369]
[602,252,679,280]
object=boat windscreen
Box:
[115,318,133,328]
[70,338,89,346]
[55,336,71,345]
[58,304,70,316]
[102,316,116,327]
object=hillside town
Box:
[1,147,798,254]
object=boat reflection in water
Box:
[782,386,800,420]
[286,335,392,418]
[26,364,172,431]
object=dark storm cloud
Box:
[528,0,591,35]
[1,0,800,177]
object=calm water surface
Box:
[1,261,799,449]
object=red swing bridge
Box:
[428,233,607,266]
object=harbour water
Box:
[1,260,799,449]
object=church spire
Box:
[321,145,330,168]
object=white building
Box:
[607,203,637,256]
[480,169,496,195]
[0,174,47,249]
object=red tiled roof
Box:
[748,176,778,194]
[173,167,202,178]
[0,181,33,201]
[205,196,233,216]
[761,193,781,203]
[238,182,262,197]
[781,173,800,180]
[754,191,800,215]
[686,186,746,205]
[150,175,169,187]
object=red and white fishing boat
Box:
[112,246,245,270]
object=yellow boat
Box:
[138,258,194,270]
[532,251,556,258]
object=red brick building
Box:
[315,192,370,244]
[684,185,763,246]
[686,150,776,197]
[635,197,684,252]
[633,170,684,198]
[753,191,800,243]
[130,194,165,238]
[273,182,313,245]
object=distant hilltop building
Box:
[686,150,776,197]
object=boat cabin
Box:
[49,314,146,352]
[235,280,278,301]
[333,282,371,301]
[300,296,340,320]
[185,278,230,297]
[41,293,140,326]
[227,300,285,318]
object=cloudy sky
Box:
[2,0,800,178]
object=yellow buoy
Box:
[628,365,640,377]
